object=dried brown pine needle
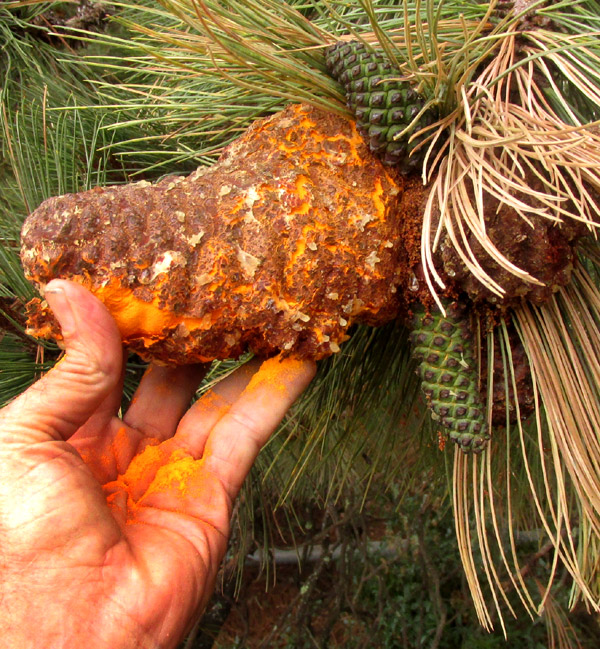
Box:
[422,30,600,310]
[455,261,600,627]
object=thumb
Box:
[2,279,123,443]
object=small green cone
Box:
[325,40,437,173]
[410,302,490,453]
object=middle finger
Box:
[123,363,209,442]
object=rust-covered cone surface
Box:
[21,104,406,364]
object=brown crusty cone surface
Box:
[21,103,408,364]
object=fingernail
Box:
[45,285,77,336]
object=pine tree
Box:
[4,0,600,644]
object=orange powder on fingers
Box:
[121,442,166,485]
[190,388,232,422]
[103,441,167,506]
[103,357,314,518]
[134,450,232,533]
[134,448,229,520]
[198,388,225,408]
[243,355,314,398]
[106,443,209,513]
[139,449,202,503]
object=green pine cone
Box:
[410,302,490,453]
[325,40,437,173]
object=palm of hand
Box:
[0,281,315,649]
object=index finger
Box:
[183,356,316,498]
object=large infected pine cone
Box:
[21,104,408,364]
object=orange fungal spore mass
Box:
[244,355,309,398]
[119,442,167,489]
[140,449,201,502]
[105,443,198,498]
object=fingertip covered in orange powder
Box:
[244,355,314,397]
[194,388,232,417]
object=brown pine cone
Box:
[480,320,535,426]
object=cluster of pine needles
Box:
[3,0,600,641]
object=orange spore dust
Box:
[118,441,166,490]
[110,426,134,475]
[104,441,212,518]
[140,449,203,502]
[244,355,309,398]
[92,280,212,344]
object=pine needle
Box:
[422,14,600,302]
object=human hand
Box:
[0,280,316,649]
